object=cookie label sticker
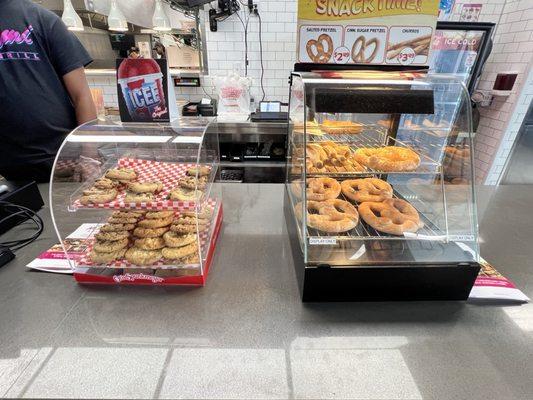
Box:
[309,237,337,245]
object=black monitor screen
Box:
[109,34,135,51]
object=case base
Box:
[284,187,480,302]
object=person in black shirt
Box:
[0,0,96,182]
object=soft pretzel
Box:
[359,199,423,236]
[295,200,358,233]
[323,198,359,225]
[321,120,363,134]
[306,177,341,201]
[306,34,333,63]
[354,147,420,172]
[341,178,393,203]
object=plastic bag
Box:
[214,72,252,115]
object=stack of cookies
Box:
[169,166,210,201]
[89,210,145,263]
[159,207,213,264]
[124,181,163,203]
[125,210,174,265]
[80,177,119,205]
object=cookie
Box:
[187,166,211,177]
[80,189,118,205]
[90,248,126,264]
[137,216,173,229]
[174,216,208,226]
[179,176,207,190]
[163,232,197,248]
[128,181,164,194]
[100,223,136,232]
[108,217,139,224]
[181,253,200,264]
[112,210,146,219]
[124,192,154,203]
[95,231,130,242]
[93,238,129,253]
[134,237,166,250]
[169,224,198,234]
[83,187,108,196]
[181,207,213,219]
[162,243,198,260]
[105,168,137,181]
[125,247,162,266]
[145,210,174,219]
[94,178,117,190]
[168,187,202,201]
[133,226,169,238]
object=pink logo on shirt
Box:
[0,25,34,49]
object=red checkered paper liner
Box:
[77,205,218,270]
[72,158,209,210]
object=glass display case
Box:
[285,70,480,301]
[50,117,223,285]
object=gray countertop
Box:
[0,183,532,400]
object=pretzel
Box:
[306,177,341,201]
[341,178,393,203]
[321,120,363,134]
[359,199,423,236]
[295,200,358,233]
[354,147,420,172]
[323,198,359,225]
[306,34,333,63]
[351,36,380,63]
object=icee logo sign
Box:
[128,81,161,109]
[117,58,169,122]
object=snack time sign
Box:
[297,0,440,66]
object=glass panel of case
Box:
[50,117,222,285]
[286,71,479,267]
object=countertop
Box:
[0,183,532,400]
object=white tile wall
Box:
[88,0,299,106]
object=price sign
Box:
[397,47,416,65]
[333,46,350,64]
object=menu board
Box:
[297,0,440,66]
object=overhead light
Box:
[62,0,84,31]
[153,0,172,31]
[108,0,128,32]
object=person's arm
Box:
[63,67,97,125]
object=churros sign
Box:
[297,0,439,66]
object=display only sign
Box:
[297,0,440,66]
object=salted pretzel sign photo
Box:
[297,0,440,66]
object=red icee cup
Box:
[117,59,168,121]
